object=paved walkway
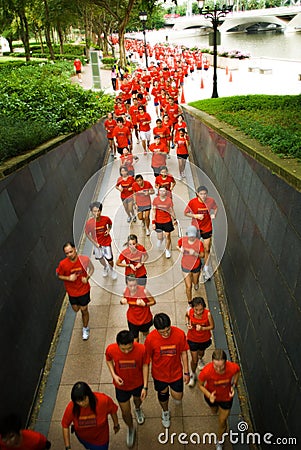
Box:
[32,54,301,449]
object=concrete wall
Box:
[0,120,107,423]
[183,107,301,442]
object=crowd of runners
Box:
[0,42,240,450]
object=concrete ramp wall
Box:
[0,120,107,424]
[183,106,301,441]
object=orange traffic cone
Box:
[229,71,232,82]
[180,87,186,103]
[226,66,229,75]
[115,77,119,90]
[200,77,204,89]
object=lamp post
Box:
[139,11,148,68]
[197,0,233,98]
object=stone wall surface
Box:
[0,120,107,423]
[183,106,301,441]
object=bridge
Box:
[168,6,301,33]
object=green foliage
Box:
[101,57,117,65]
[189,95,301,159]
[0,61,114,163]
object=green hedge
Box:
[189,95,301,159]
[0,61,114,163]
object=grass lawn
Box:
[189,95,301,160]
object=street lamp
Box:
[139,11,148,68]
[197,0,233,98]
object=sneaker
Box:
[126,427,136,448]
[127,216,131,223]
[165,249,171,259]
[146,228,150,236]
[110,269,118,280]
[194,283,199,290]
[82,327,90,340]
[132,216,137,222]
[136,139,140,144]
[161,410,170,428]
[216,443,223,450]
[198,358,205,370]
[135,408,145,425]
[103,266,109,277]
[181,172,186,178]
[167,154,171,159]
[188,373,196,387]
[203,269,211,282]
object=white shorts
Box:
[140,131,151,142]
[94,245,113,261]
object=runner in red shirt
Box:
[116,166,135,223]
[185,297,214,387]
[173,114,187,140]
[62,382,119,450]
[85,201,117,280]
[153,118,170,148]
[114,98,127,117]
[105,330,150,448]
[144,313,189,428]
[148,135,168,177]
[177,225,205,305]
[120,78,133,110]
[155,166,176,198]
[132,175,154,235]
[113,117,132,155]
[0,414,50,450]
[116,234,148,285]
[198,349,240,444]
[198,185,218,220]
[162,114,172,153]
[152,187,176,259]
[129,97,140,144]
[73,58,82,82]
[136,105,151,154]
[174,128,190,178]
[56,242,94,340]
[120,147,138,176]
[120,275,156,342]
[151,80,160,117]
[104,112,117,158]
[184,185,213,281]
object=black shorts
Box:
[128,319,153,338]
[177,154,189,160]
[69,291,90,307]
[204,395,233,410]
[155,221,174,233]
[154,377,183,393]
[182,263,202,274]
[187,339,212,352]
[137,205,151,213]
[200,230,212,240]
[124,275,147,286]
[152,166,161,177]
[125,98,131,105]
[116,385,143,403]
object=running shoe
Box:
[111,269,118,280]
[165,249,171,259]
[146,228,150,236]
[126,427,136,448]
[82,327,90,340]
[135,408,145,425]
[161,410,170,428]
[127,216,131,223]
[103,266,109,277]
[188,373,197,387]
[194,283,199,290]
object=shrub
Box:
[102,57,116,65]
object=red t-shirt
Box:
[184,197,212,233]
[74,59,81,71]
[153,125,170,145]
[129,105,139,125]
[105,342,150,390]
[198,361,240,402]
[56,255,90,297]
[144,326,189,382]
[153,196,173,224]
[204,196,218,214]
[61,392,118,446]
[175,135,189,156]
[155,174,175,194]
[166,103,180,124]
[132,180,153,207]
[178,237,204,271]
[118,245,147,277]
[0,430,47,450]
[120,82,132,100]
[116,176,135,199]
[123,285,153,325]
[114,103,127,117]
[104,119,117,139]
[120,154,134,173]
[85,216,112,246]
[136,112,151,132]
[113,125,131,148]
[187,307,212,343]
[149,142,168,168]
[173,121,187,137]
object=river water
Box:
[143,29,301,61]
